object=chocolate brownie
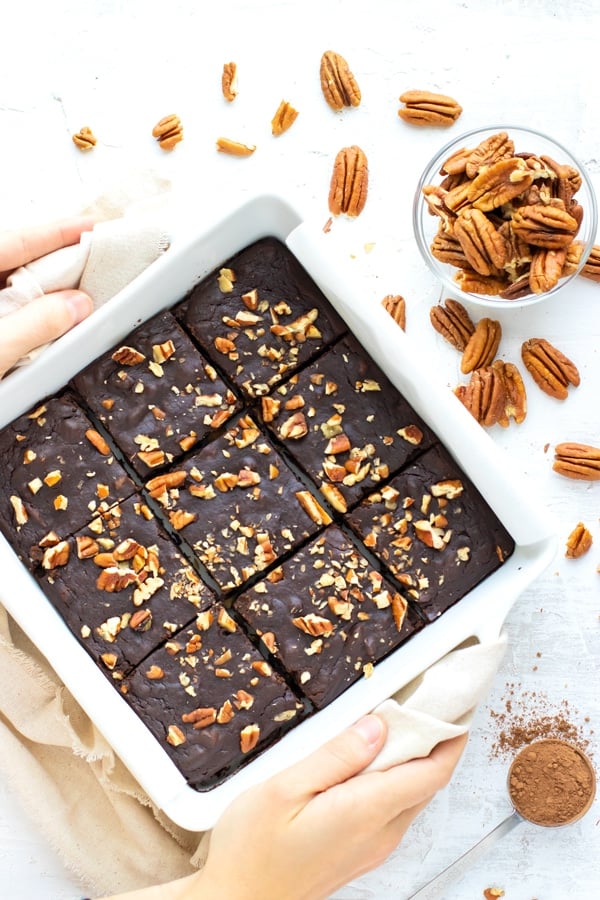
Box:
[175,237,348,399]
[260,333,438,512]
[71,310,241,476]
[345,444,515,621]
[234,525,424,709]
[37,494,214,679]
[145,412,330,593]
[0,394,134,569]
[122,602,304,787]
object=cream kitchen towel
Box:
[0,178,171,370]
[0,599,506,898]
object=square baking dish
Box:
[0,193,557,831]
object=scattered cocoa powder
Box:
[487,683,594,760]
[508,738,596,826]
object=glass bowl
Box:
[413,125,598,310]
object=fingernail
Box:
[64,290,93,324]
[352,714,384,748]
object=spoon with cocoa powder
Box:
[409,738,596,899]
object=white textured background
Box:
[0,1,599,897]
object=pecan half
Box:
[553,442,600,480]
[381,294,406,330]
[468,158,534,211]
[528,247,567,293]
[72,126,97,151]
[271,100,299,136]
[455,359,526,427]
[328,145,368,217]
[460,317,502,373]
[430,230,469,268]
[429,298,475,351]
[579,243,600,282]
[398,90,462,126]
[152,114,183,151]
[565,522,593,559]
[512,202,579,249]
[453,208,509,276]
[521,338,580,400]
[320,50,361,110]
[464,131,515,178]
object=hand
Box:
[195,717,467,900]
[0,217,95,378]
[106,717,467,900]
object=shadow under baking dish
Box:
[0,193,557,831]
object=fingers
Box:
[287,715,387,800]
[0,216,95,279]
[0,290,93,378]
[344,732,469,825]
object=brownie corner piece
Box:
[233,525,424,710]
[122,602,305,789]
[175,237,348,399]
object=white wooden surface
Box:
[0,1,599,897]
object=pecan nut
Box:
[429,297,475,351]
[512,202,579,249]
[565,522,593,559]
[460,317,502,374]
[152,114,183,151]
[271,100,299,136]
[398,90,462,126]
[221,62,238,102]
[328,145,368,217]
[553,442,600,480]
[72,126,97,151]
[381,295,406,330]
[579,243,600,282]
[455,359,526,427]
[468,158,534,212]
[528,247,567,294]
[216,137,256,156]
[521,337,580,400]
[320,50,361,111]
[453,208,509,276]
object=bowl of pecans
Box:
[413,125,598,308]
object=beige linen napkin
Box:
[0,600,506,898]
[0,185,170,370]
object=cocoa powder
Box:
[508,738,596,827]
[487,683,593,760]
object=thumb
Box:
[290,715,386,798]
[0,290,93,377]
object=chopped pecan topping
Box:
[320,50,361,111]
[239,723,260,753]
[521,337,580,400]
[328,145,368,217]
[166,724,186,746]
[292,613,334,637]
[112,346,146,366]
[182,707,217,728]
[85,428,111,456]
[398,90,462,126]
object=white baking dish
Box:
[0,193,557,831]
